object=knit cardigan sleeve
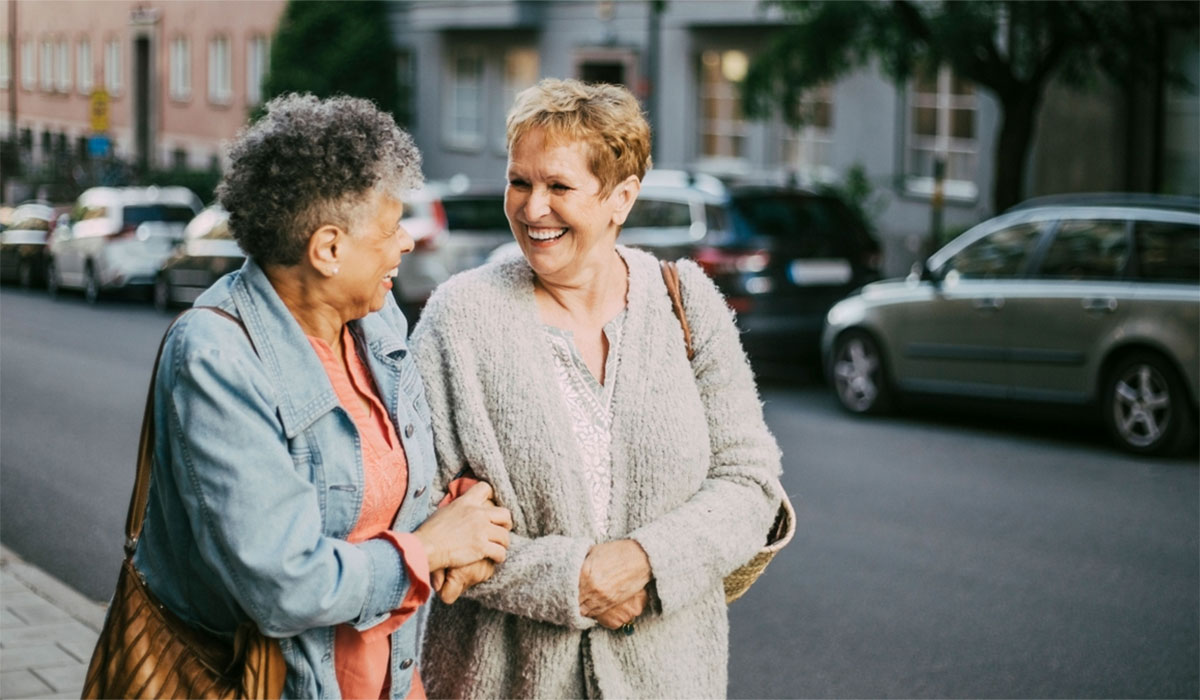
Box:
[410,302,599,631]
[628,259,784,614]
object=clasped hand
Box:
[578,539,652,630]
[415,482,511,603]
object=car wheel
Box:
[153,274,172,312]
[46,259,61,299]
[84,264,101,305]
[830,330,892,414]
[1102,352,1196,456]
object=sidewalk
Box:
[0,546,105,699]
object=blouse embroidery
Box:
[542,309,627,536]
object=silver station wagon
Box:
[822,194,1199,456]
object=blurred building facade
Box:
[389,0,1199,275]
[0,0,284,200]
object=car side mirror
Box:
[909,259,944,286]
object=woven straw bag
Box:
[83,307,286,699]
[660,260,797,604]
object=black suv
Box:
[623,171,882,368]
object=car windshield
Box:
[122,205,197,226]
[442,197,509,232]
[728,193,866,255]
[625,198,693,228]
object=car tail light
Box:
[726,296,754,314]
[412,200,449,252]
[694,247,771,276]
[432,199,448,231]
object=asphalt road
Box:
[2,287,1197,698]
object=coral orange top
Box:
[309,327,430,700]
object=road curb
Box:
[1,545,107,632]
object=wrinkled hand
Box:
[436,559,496,604]
[416,482,512,571]
[578,539,652,619]
[591,588,649,630]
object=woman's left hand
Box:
[578,539,652,618]
[591,588,649,630]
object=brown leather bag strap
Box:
[660,260,695,362]
[124,306,252,557]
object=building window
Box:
[21,40,35,90]
[169,37,191,101]
[445,50,484,150]
[698,49,749,165]
[905,62,978,200]
[172,147,189,170]
[783,84,835,183]
[105,39,122,94]
[40,40,54,91]
[208,35,231,104]
[246,35,269,106]
[55,38,71,92]
[498,48,539,150]
[0,39,9,89]
[77,38,93,94]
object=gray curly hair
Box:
[217,93,422,267]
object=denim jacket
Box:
[133,258,437,699]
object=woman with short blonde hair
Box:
[413,79,783,698]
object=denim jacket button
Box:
[404,424,415,438]
[399,658,414,670]
[413,486,426,498]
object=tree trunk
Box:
[991,89,1041,212]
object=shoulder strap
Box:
[124,306,252,558]
[660,260,695,362]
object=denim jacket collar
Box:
[229,258,409,439]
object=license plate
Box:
[788,259,852,286]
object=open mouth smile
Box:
[528,226,568,242]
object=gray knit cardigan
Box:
[410,246,783,699]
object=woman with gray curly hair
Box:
[130,93,511,699]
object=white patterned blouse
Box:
[541,309,627,537]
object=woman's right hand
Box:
[415,482,512,571]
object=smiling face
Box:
[335,190,413,319]
[504,128,639,284]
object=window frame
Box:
[246,34,269,106]
[443,48,486,152]
[783,83,836,184]
[0,38,9,90]
[104,39,122,95]
[76,37,93,95]
[21,40,35,90]
[495,47,539,153]
[169,36,191,102]
[207,34,232,105]
[696,48,750,168]
[904,63,979,202]
[40,39,54,91]
[55,37,71,92]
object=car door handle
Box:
[1082,297,1118,313]
[972,296,1005,311]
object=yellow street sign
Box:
[90,89,110,133]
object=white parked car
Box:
[48,186,202,303]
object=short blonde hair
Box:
[506,78,652,196]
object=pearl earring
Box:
[331,266,339,276]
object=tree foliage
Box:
[743,1,1199,211]
[262,1,399,123]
